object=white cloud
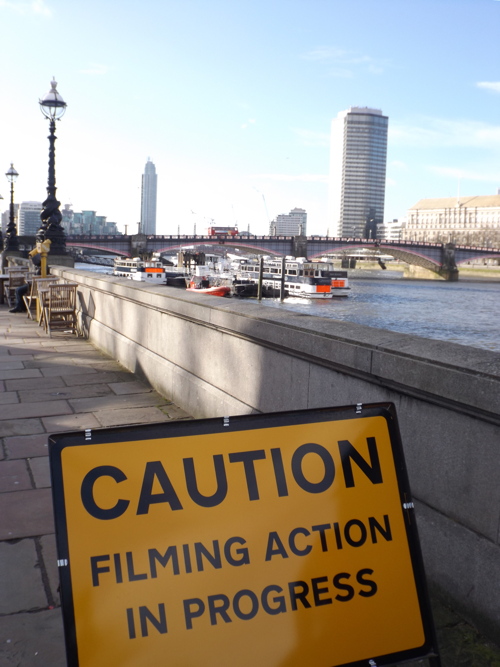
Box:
[0,0,51,15]
[477,81,500,94]
[241,118,256,130]
[80,63,110,76]
[302,46,388,76]
[390,117,500,149]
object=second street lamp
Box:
[38,78,67,254]
[5,164,19,252]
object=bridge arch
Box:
[153,241,283,257]
[67,242,130,257]
[307,242,445,275]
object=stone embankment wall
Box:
[53,267,500,644]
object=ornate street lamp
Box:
[5,164,19,251]
[38,78,67,253]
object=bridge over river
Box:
[61,233,500,280]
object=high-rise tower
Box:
[329,107,388,238]
[140,158,157,235]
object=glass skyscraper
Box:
[329,107,388,238]
[140,158,157,235]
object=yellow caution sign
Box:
[49,403,439,667]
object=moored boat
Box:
[185,278,231,297]
[185,266,232,297]
[237,257,350,298]
[113,256,166,283]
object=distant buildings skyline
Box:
[61,205,120,235]
[329,107,388,239]
[140,158,157,235]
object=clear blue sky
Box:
[0,0,499,235]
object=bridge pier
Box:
[438,267,459,281]
[293,234,308,258]
[439,243,459,280]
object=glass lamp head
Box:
[39,78,67,120]
[5,163,18,184]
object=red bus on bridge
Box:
[207,226,239,236]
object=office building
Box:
[378,219,402,241]
[403,195,500,246]
[329,107,388,238]
[269,207,307,235]
[140,158,157,235]
[18,201,42,235]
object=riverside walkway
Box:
[0,308,190,665]
[0,306,499,666]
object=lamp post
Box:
[38,78,67,254]
[5,164,19,251]
[0,193,4,251]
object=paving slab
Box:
[0,488,54,539]
[0,368,43,380]
[0,539,47,613]
[161,404,192,420]
[109,380,152,395]
[8,345,57,355]
[4,376,65,391]
[4,433,50,459]
[0,392,19,405]
[18,383,114,403]
[29,456,51,488]
[0,418,45,437]
[0,360,26,370]
[0,459,32,492]
[93,405,172,427]
[61,370,135,386]
[68,391,169,413]
[42,412,101,432]
[0,609,66,667]
[40,364,97,378]
[0,400,73,421]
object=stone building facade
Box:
[403,195,500,245]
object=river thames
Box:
[260,277,500,352]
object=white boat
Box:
[113,257,166,283]
[237,257,350,298]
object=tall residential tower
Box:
[329,107,388,238]
[140,158,157,234]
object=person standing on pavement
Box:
[9,253,42,313]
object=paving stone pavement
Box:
[0,307,499,666]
